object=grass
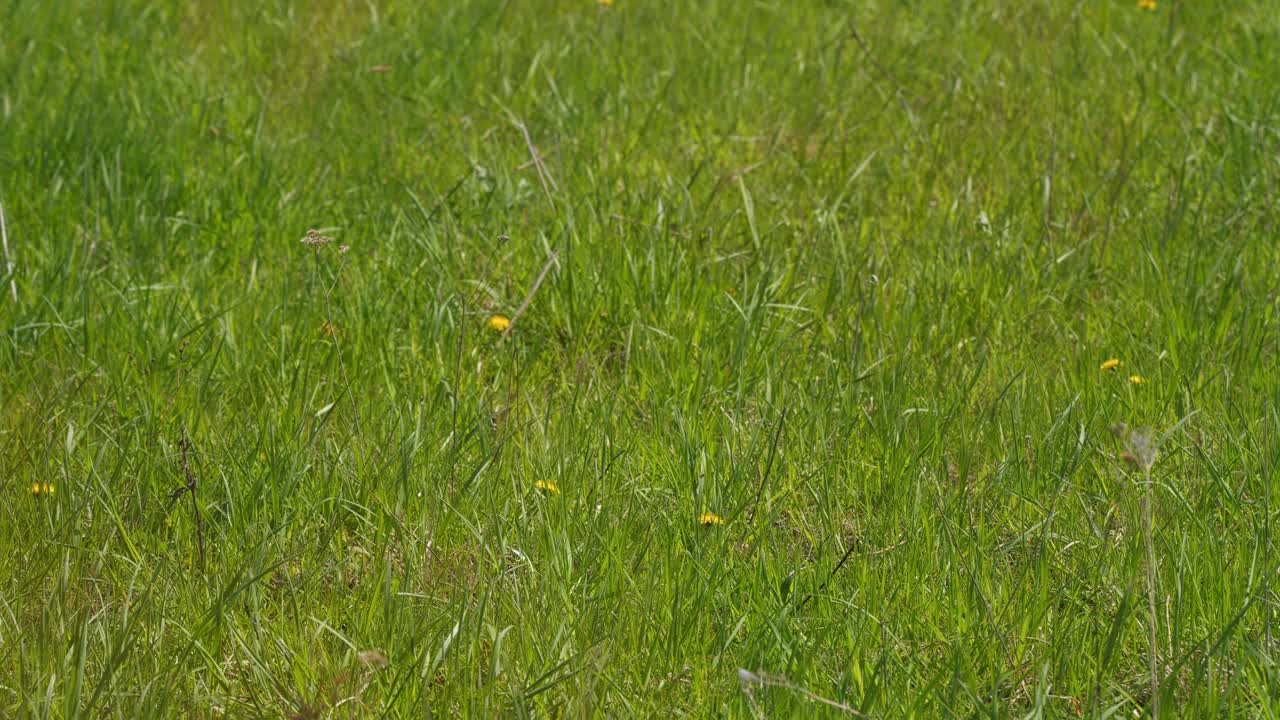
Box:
[2,0,1279,716]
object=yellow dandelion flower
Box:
[1129,375,1144,384]
[1099,358,1123,372]
[535,480,560,494]
[488,315,511,332]
[1138,0,1156,10]
[597,0,614,6]
[699,512,724,526]
[31,482,40,495]
[46,483,54,495]
[31,482,54,496]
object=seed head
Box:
[301,229,334,247]
[1125,429,1158,470]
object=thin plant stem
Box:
[0,198,15,301]
[1143,463,1159,717]
[502,250,560,339]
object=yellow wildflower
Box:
[488,315,511,333]
[31,482,54,496]
[597,0,613,6]
[699,512,724,526]
[1129,375,1144,384]
[535,480,560,494]
[1138,0,1156,10]
[1099,358,1123,372]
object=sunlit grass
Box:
[1,0,1279,717]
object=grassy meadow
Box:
[2,0,1280,716]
